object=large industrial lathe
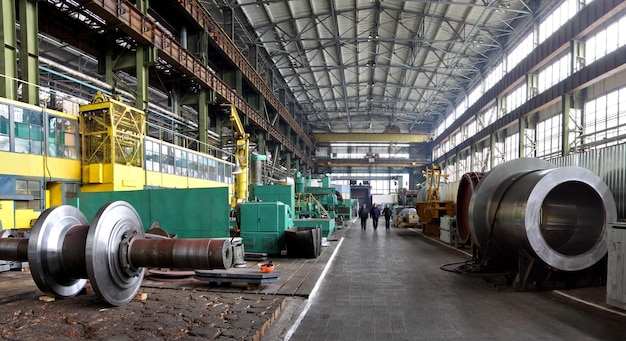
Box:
[0,201,232,306]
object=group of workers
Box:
[358,203,392,230]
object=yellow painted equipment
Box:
[415,164,455,236]
[80,92,145,192]
[222,103,249,207]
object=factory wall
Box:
[552,143,626,219]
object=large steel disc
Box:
[28,205,88,297]
[85,201,145,306]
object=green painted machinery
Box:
[238,201,294,254]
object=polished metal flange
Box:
[86,201,145,306]
[28,205,89,298]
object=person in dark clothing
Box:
[382,204,392,230]
[358,204,368,230]
[370,203,381,230]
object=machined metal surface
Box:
[468,158,554,250]
[86,201,146,306]
[0,201,233,306]
[468,158,617,271]
[456,172,484,245]
[129,238,233,270]
[28,205,89,298]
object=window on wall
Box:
[48,116,78,159]
[538,0,579,44]
[175,149,187,176]
[522,126,537,157]
[14,108,43,155]
[505,84,527,113]
[586,14,626,64]
[15,179,41,210]
[584,86,626,148]
[507,33,534,71]
[538,53,571,93]
[536,115,562,158]
[145,140,160,172]
[0,104,8,151]
[162,144,175,174]
[65,183,79,199]
[504,133,520,161]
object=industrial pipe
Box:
[468,158,616,271]
[0,201,232,306]
[456,172,484,245]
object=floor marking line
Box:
[284,236,345,340]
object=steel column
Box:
[18,0,39,105]
[135,46,150,111]
[0,0,17,100]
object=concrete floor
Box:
[281,219,626,341]
[0,218,625,340]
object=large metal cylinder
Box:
[468,158,617,271]
[456,172,484,245]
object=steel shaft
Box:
[128,238,232,270]
[0,201,232,306]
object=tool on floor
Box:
[0,201,232,306]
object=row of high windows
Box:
[0,102,79,158]
[434,0,626,175]
[144,138,234,183]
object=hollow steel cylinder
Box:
[468,158,617,271]
[456,172,484,245]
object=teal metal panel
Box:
[78,191,151,226]
[250,184,295,213]
[149,187,229,238]
[240,231,282,254]
[77,188,229,238]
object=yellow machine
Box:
[415,164,455,236]
[222,104,249,207]
[80,91,145,192]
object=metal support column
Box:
[135,46,152,111]
[0,0,17,100]
[571,39,585,72]
[526,73,538,99]
[18,0,39,105]
[198,89,210,153]
[496,96,506,118]
[562,92,584,156]
[518,117,527,158]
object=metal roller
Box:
[468,158,617,271]
[0,201,232,306]
[455,172,484,245]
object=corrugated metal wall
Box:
[552,144,626,219]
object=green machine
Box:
[76,188,230,238]
[239,201,294,254]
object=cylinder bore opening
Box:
[540,181,605,256]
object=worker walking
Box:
[358,204,368,230]
[370,203,381,230]
[382,204,392,230]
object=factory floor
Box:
[278,219,626,341]
[0,219,625,340]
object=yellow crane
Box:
[221,104,249,208]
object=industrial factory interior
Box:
[1,0,626,339]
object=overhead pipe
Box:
[468,158,616,271]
